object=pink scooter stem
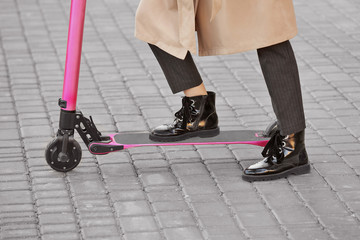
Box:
[61,0,87,111]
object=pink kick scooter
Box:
[45,0,277,172]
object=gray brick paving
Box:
[1,0,360,239]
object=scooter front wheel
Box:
[45,137,82,172]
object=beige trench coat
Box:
[135,0,298,59]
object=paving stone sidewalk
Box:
[1,0,360,239]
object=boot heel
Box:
[293,163,311,175]
[199,128,220,138]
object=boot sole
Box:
[149,127,220,142]
[242,163,311,182]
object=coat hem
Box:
[198,31,298,57]
[136,30,298,59]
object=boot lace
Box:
[261,131,285,165]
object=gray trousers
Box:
[149,41,305,135]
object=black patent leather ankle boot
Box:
[242,130,310,182]
[150,91,219,141]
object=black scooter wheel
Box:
[45,137,82,172]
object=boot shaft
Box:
[183,91,218,131]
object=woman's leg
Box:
[242,40,309,182]
[148,44,219,141]
[257,40,306,135]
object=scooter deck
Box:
[88,130,269,154]
[114,130,268,148]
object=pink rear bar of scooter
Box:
[61,0,87,111]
